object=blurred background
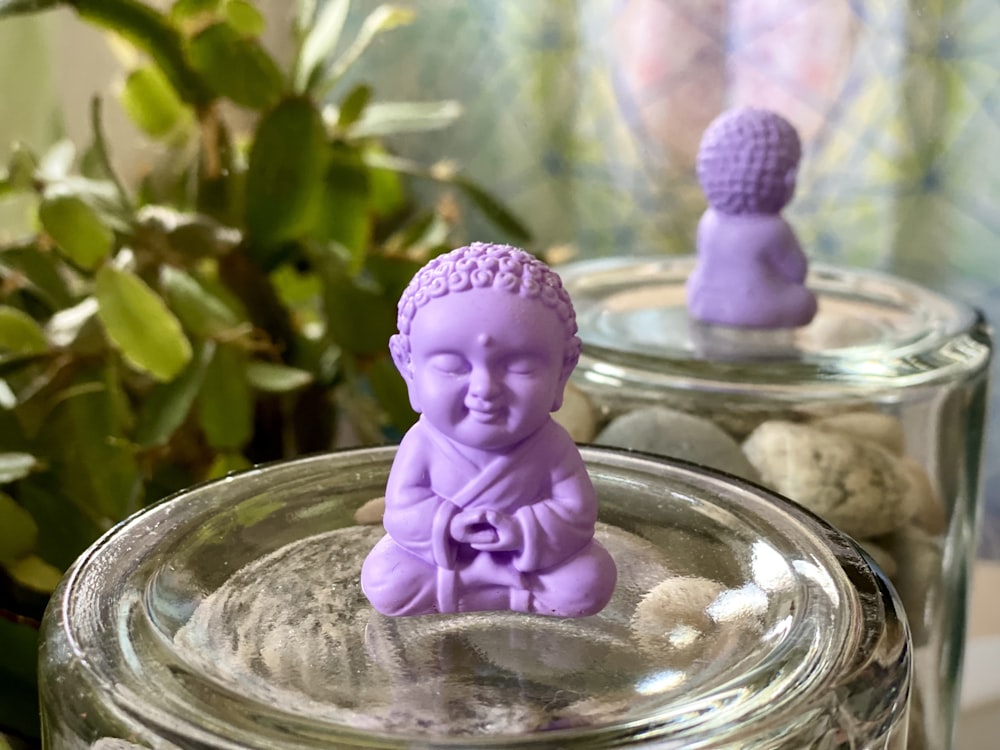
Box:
[334,0,1000,548]
[2,0,999,746]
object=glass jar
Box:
[560,256,992,750]
[40,446,909,749]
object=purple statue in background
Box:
[361,243,617,618]
[687,107,818,328]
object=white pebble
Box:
[742,421,915,538]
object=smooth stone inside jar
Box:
[558,255,989,750]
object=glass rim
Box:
[42,446,909,749]
[560,256,991,397]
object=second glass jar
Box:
[560,256,992,750]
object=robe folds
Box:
[362,416,614,616]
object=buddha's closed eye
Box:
[505,356,541,375]
[428,353,469,375]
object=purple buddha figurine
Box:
[687,107,818,328]
[361,243,617,617]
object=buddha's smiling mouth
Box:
[467,406,504,423]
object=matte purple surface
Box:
[362,243,617,617]
[688,108,817,328]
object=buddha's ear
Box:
[550,383,566,412]
[389,334,421,412]
[552,339,582,411]
[550,368,572,411]
[783,167,798,204]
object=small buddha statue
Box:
[361,243,618,617]
[687,107,818,328]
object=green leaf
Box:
[321,4,416,91]
[40,368,142,521]
[294,0,348,92]
[0,410,26,452]
[271,264,322,310]
[0,453,38,484]
[244,96,327,249]
[0,380,14,410]
[394,211,450,253]
[86,97,135,214]
[95,266,192,381]
[135,341,214,447]
[224,0,264,35]
[296,0,317,35]
[320,265,396,356]
[171,0,221,22]
[246,361,313,393]
[368,356,415,431]
[0,145,36,200]
[6,554,62,593]
[0,674,39,739]
[291,331,341,384]
[18,478,103,570]
[337,84,372,128]
[0,307,47,356]
[45,298,104,355]
[160,266,241,338]
[0,492,37,564]
[36,140,75,181]
[5,144,37,191]
[0,616,40,739]
[188,22,285,110]
[44,176,132,234]
[319,147,371,265]
[38,194,114,270]
[0,245,74,310]
[0,0,58,18]
[136,206,241,259]
[364,254,421,302]
[366,149,406,218]
[359,151,530,240]
[121,65,192,140]
[205,450,251,480]
[453,177,532,243]
[198,343,251,449]
[349,100,462,138]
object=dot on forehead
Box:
[477,333,494,347]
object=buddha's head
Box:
[390,243,580,450]
[697,107,802,215]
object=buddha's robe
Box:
[687,209,818,328]
[361,417,616,616]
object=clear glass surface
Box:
[41,447,909,749]
[560,256,992,750]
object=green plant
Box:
[0,0,530,740]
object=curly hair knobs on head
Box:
[390,243,582,374]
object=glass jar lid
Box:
[559,256,990,396]
[41,447,909,749]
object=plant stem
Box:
[62,0,214,112]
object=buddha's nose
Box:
[468,365,501,400]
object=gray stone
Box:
[742,421,915,539]
[595,406,762,483]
